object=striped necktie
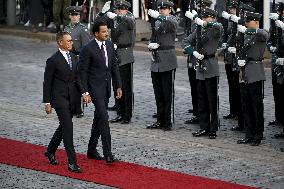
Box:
[66,52,72,70]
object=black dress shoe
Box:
[208,132,217,139]
[188,109,193,113]
[87,151,104,160]
[184,116,199,124]
[76,113,84,118]
[107,105,117,111]
[68,163,82,173]
[280,148,284,152]
[223,114,237,119]
[268,120,279,126]
[146,122,163,129]
[274,133,284,139]
[109,116,123,123]
[105,155,118,164]
[152,113,157,118]
[237,138,253,144]
[121,119,130,124]
[250,140,261,146]
[192,129,208,137]
[230,126,243,131]
[163,124,172,131]
[44,151,59,165]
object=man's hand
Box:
[270,46,277,53]
[275,20,284,30]
[237,25,247,33]
[222,11,231,20]
[116,88,122,99]
[45,104,52,114]
[185,10,197,20]
[148,9,159,19]
[228,47,236,54]
[195,17,206,26]
[107,12,117,19]
[238,59,246,67]
[193,51,204,60]
[230,15,240,23]
[269,13,279,21]
[101,1,111,13]
[148,43,160,50]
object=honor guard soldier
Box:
[95,0,136,124]
[183,8,223,139]
[235,11,268,146]
[64,6,91,118]
[182,0,213,125]
[146,0,178,131]
[268,4,284,144]
[64,6,91,56]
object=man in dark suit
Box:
[78,20,122,164]
[43,31,85,173]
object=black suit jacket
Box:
[78,39,122,99]
[43,50,83,114]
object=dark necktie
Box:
[66,52,72,70]
[100,43,107,66]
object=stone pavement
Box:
[0,35,283,189]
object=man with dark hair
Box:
[183,7,223,139]
[43,31,83,173]
[78,20,122,164]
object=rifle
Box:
[223,0,230,43]
[186,0,195,68]
[150,0,159,62]
[275,2,284,76]
[195,0,204,71]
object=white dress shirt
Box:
[94,38,108,67]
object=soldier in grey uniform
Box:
[267,8,284,146]
[146,0,178,131]
[64,6,91,118]
[94,0,136,124]
[64,6,91,56]
[183,8,223,139]
[235,12,268,146]
[182,0,213,125]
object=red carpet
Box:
[0,137,258,189]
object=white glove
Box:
[107,12,117,19]
[275,20,284,30]
[231,15,240,23]
[238,59,246,67]
[185,10,197,20]
[228,47,236,54]
[270,46,277,53]
[148,43,160,50]
[269,13,279,21]
[222,43,227,49]
[148,9,160,19]
[237,25,247,33]
[275,58,284,66]
[193,51,204,60]
[113,43,117,50]
[101,1,111,13]
[195,17,205,26]
[222,11,231,20]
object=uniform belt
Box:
[158,46,175,50]
[203,54,215,59]
[117,44,132,49]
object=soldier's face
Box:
[95,25,109,41]
[59,34,73,51]
[245,20,259,29]
[159,7,171,16]
[115,8,128,15]
[69,13,80,23]
[229,8,237,15]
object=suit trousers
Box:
[47,108,76,164]
[272,68,282,122]
[188,67,198,117]
[151,70,175,126]
[197,77,219,132]
[116,63,133,120]
[88,91,112,157]
[225,64,241,116]
[240,81,264,140]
